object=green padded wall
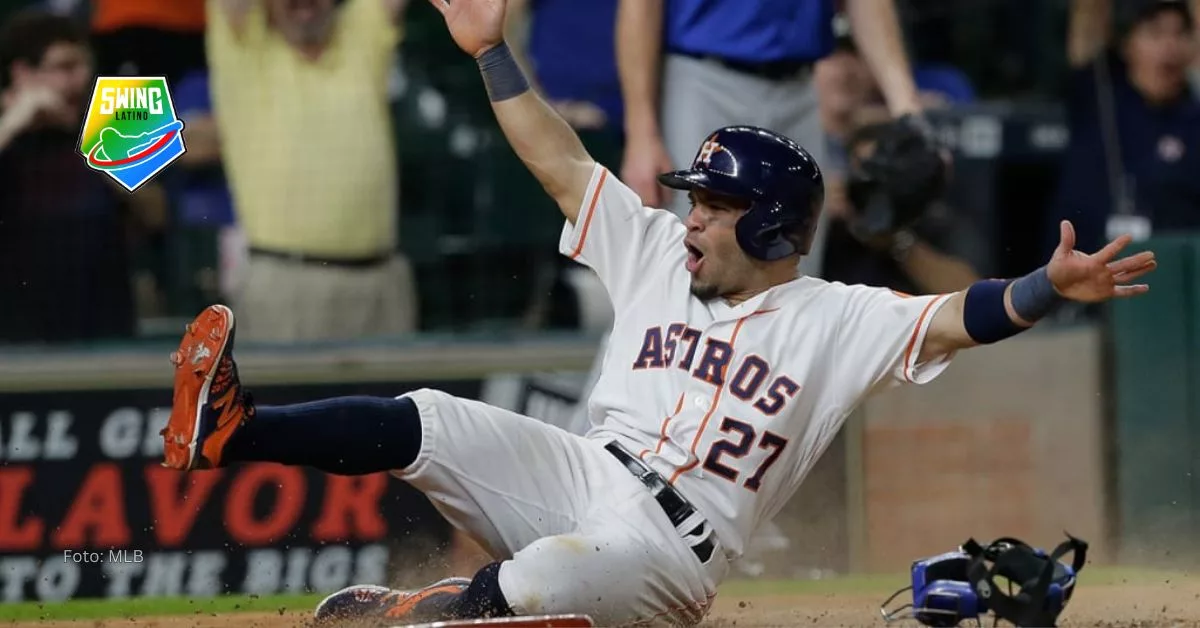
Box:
[1110,236,1198,562]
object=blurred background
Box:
[0,0,1198,605]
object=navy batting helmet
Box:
[658,126,824,261]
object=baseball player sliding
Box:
[159,0,1159,625]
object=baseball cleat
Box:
[313,584,396,622]
[160,304,253,470]
[314,578,472,624]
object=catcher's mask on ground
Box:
[880,533,1088,628]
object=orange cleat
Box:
[313,578,472,624]
[161,304,253,470]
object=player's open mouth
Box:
[685,243,705,274]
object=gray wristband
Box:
[477,42,530,102]
[1009,265,1063,322]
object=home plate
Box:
[390,615,595,628]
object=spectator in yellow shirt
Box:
[206,0,415,343]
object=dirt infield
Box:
[704,581,1200,627]
[10,579,1200,628]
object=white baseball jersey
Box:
[562,164,956,559]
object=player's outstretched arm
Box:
[427,0,595,224]
[917,220,1157,363]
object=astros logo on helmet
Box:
[696,138,724,166]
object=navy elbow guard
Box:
[962,266,1063,344]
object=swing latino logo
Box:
[78,77,186,192]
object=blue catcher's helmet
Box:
[657,126,824,261]
[880,534,1088,628]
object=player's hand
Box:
[620,135,674,208]
[1046,220,1157,303]
[427,0,505,59]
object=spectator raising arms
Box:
[206,0,418,343]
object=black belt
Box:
[604,442,717,564]
[249,247,391,269]
[670,49,814,81]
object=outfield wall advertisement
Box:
[0,382,467,603]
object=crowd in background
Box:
[0,0,1196,347]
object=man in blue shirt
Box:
[617,0,930,281]
[1053,0,1200,257]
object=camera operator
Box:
[822,121,982,295]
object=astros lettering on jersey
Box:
[562,164,954,559]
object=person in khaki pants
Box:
[207,0,416,342]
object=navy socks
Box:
[223,395,423,474]
[222,397,512,619]
[446,562,514,619]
